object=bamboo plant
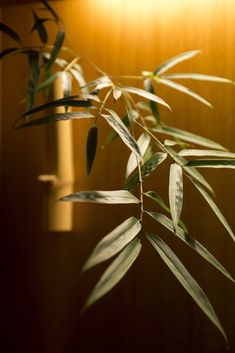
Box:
[1,0,235,344]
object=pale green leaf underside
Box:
[152,125,226,151]
[179,149,235,158]
[154,50,201,75]
[162,73,234,84]
[146,232,227,343]
[190,179,235,243]
[83,238,142,311]
[121,86,171,110]
[83,217,141,271]
[157,78,212,107]
[169,163,183,230]
[145,211,235,283]
[61,190,140,204]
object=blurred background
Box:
[1,0,235,352]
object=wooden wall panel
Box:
[2,1,235,353]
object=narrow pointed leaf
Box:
[146,232,227,342]
[144,78,160,124]
[121,86,171,110]
[0,47,18,60]
[61,71,72,103]
[70,68,88,92]
[157,78,212,108]
[126,133,151,179]
[125,152,167,191]
[27,50,40,110]
[86,125,98,175]
[169,163,183,230]
[102,110,142,161]
[186,159,235,169]
[179,149,235,158]
[61,190,140,204]
[152,125,227,151]
[37,71,62,92]
[45,30,65,70]
[145,211,235,283]
[81,76,111,89]
[154,50,201,75]
[30,10,48,44]
[83,217,141,271]
[40,0,59,22]
[0,22,21,43]
[190,179,235,242]
[113,87,122,101]
[82,238,142,311]
[15,111,94,129]
[162,73,234,84]
[104,115,130,145]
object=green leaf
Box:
[82,238,142,311]
[102,110,142,162]
[0,22,21,43]
[70,67,88,93]
[190,179,235,243]
[169,163,183,231]
[86,125,98,175]
[121,86,171,110]
[0,47,19,60]
[30,10,48,44]
[154,50,201,75]
[45,30,65,70]
[37,71,62,92]
[81,76,111,90]
[61,190,140,204]
[125,152,167,191]
[152,125,227,151]
[61,71,72,102]
[15,111,94,129]
[83,217,142,271]
[162,73,234,84]
[146,232,227,343]
[143,78,160,124]
[144,191,188,233]
[186,159,235,169]
[113,87,122,101]
[27,50,40,110]
[179,149,235,158]
[145,211,235,283]
[40,0,59,22]
[125,132,151,179]
[156,78,212,107]
[104,115,130,145]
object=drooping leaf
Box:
[27,50,40,110]
[125,133,151,179]
[45,30,65,70]
[70,67,88,93]
[104,115,130,145]
[169,163,183,231]
[83,217,142,271]
[30,10,48,44]
[40,0,59,22]
[37,71,62,92]
[125,152,167,191]
[121,86,171,110]
[146,232,227,342]
[86,125,98,175]
[82,238,142,311]
[113,87,122,101]
[61,190,140,204]
[179,149,235,158]
[0,47,18,60]
[190,179,235,242]
[144,191,188,233]
[154,50,201,75]
[145,212,235,283]
[186,159,235,169]
[102,110,142,161]
[156,78,212,108]
[162,73,234,84]
[15,111,94,129]
[61,71,72,111]
[152,125,227,151]
[0,22,21,43]
[143,78,160,124]
[81,76,111,90]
